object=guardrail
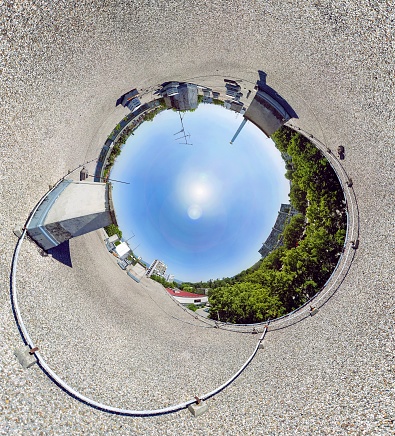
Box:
[163,126,360,333]
[10,125,360,415]
[10,175,269,416]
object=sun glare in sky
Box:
[111,104,289,282]
[178,171,221,220]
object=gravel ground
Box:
[1,1,394,434]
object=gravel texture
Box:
[1,1,394,434]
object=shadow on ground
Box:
[48,240,72,268]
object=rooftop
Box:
[166,288,205,299]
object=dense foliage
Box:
[190,127,347,323]
[187,303,199,312]
[104,224,122,239]
[150,274,179,289]
[144,106,166,121]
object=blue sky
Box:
[111,104,289,282]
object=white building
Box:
[146,259,167,277]
[127,262,146,283]
[166,288,208,306]
[166,274,175,283]
[114,242,132,260]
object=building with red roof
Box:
[166,288,208,306]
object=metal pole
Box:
[125,233,135,242]
[230,118,247,144]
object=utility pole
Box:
[230,118,247,144]
[125,232,135,243]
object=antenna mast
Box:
[174,112,193,146]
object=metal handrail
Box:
[10,181,269,416]
[174,127,359,331]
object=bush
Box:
[207,126,347,322]
[150,274,178,289]
[187,304,198,312]
[105,224,122,239]
[282,214,305,249]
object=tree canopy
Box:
[150,274,178,290]
[105,224,122,239]
[190,126,347,323]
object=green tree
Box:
[150,274,180,289]
[198,125,346,323]
[209,282,285,323]
[104,224,122,239]
[282,214,305,249]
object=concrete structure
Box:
[239,71,298,138]
[163,82,198,111]
[202,88,213,103]
[127,263,146,283]
[160,82,180,97]
[225,82,242,99]
[14,346,37,369]
[2,3,394,434]
[243,90,293,137]
[225,100,245,115]
[230,74,297,143]
[107,234,118,244]
[125,97,141,112]
[188,400,208,417]
[117,88,139,107]
[229,81,296,144]
[146,259,167,277]
[27,180,117,250]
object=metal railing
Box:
[9,125,360,415]
[10,178,269,416]
[166,126,360,333]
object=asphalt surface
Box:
[1,1,394,434]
